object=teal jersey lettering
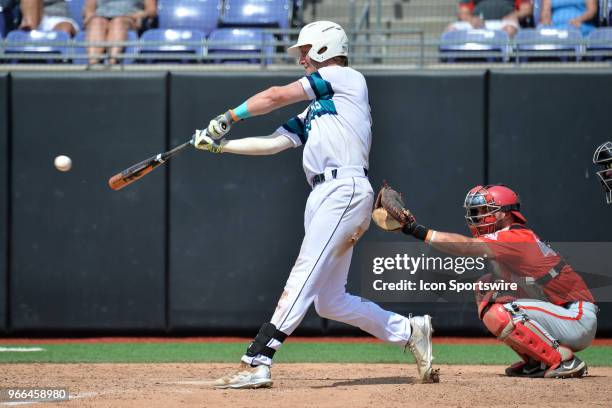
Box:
[304,99,337,136]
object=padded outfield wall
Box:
[0,69,610,335]
[0,74,7,333]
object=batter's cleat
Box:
[544,357,587,379]
[505,359,546,378]
[406,315,438,383]
[213,363,273,389]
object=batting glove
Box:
[207,112,234,140]
[192,129,224,153]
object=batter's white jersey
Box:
[242,65,415,368]
[276,65,372,183]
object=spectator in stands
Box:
[448,0,533,37]
[539,0,597,36]
[84,0,156,65]
[19,0,78,36]
[1,0,19,36]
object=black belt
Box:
[311,168,368,188]
[526,259,567,286]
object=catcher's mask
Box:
[464,185,526,237]
[593,141,612,205]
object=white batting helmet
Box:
[288,21,348,63]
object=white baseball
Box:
[54,155,72,172]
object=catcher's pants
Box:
[242,175,412,366]
[506,300,598,352]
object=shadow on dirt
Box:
[310,376,416,388]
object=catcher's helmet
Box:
[288,21,348,63]
[593,141,612,205]
[464,185,527,236]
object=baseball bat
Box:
[108,140,192,191]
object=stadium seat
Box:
[221,0,292,29]
[439,29,511,63]
[587,27,612,60]
[139,28,206,62]
[5,30,70,63]
[66,0,85,30]
[515,27,583,61]
[158,0,221,34]
[71,30,138,64]
[207,27,274,64]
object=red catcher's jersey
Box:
[477,226,595,305]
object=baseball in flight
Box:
[54,155,72,172]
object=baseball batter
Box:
[373,183,598,378]
[192,21,436,389]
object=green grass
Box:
[0,343,611,366]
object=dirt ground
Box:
[3,363,611,408]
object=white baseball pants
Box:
[507,300,598,352]
[242,175,412,366]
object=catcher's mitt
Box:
[372,182,415,231]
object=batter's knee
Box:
[313,296,334,319]
[314,293,350,320]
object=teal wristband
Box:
[233,101,251,120]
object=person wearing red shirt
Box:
[449,0,533,37]
[377,184,597,378]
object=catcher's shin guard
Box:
[481,304,572,370]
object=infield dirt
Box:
[3,363,611,407]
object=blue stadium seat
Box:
[207,28,274,64]
[221,0,292,29]
[71,30,138,64]
[439,29,511,63]
[139,28,206,62]
[158,0,221,34]
[587,27,612,60]
[515,27,583,61]
[5,30,70,63]
[66,0,85,30]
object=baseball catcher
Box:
[373,183,597,378]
